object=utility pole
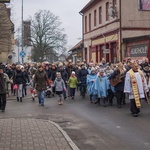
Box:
[21,0,24,64]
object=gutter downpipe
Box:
[119,0,122,61]
[79,12,84,62]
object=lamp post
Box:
[21,0,24,64]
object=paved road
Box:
[4,92,150,150]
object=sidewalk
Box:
[1,93,80,150]
[0,118,80,150]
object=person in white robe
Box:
[124,61,149,117]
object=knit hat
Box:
[91,67,96,72]
[71,71,75,74]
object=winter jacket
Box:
[68,77,78,88]
[0,73,9,94]
[13,70,25,84]
[45,69,51,79]
[58,69,68,83]
[5,68,13,79]
[29,67,37,76]
[78,68,88,86]
[33,70,49,91]
[66,66,76,79]
[22,71,30,85]
[53,77,66,92]
[50,68,57,81]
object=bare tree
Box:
[30,10,67,62]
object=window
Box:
[106,2,109,21]
[85,16,87,33]
[113,0,117,8]
[94,10,97,26]
[89,13,91,31]
[99,7,102,24]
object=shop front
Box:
[91,32,118,63]
[123,35,150,61]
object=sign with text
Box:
[0,0,10,2]
[130,44,149,57]
[103,49,110,54]
[139,0,150,10]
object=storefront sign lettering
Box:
[130,44,148,57]
[103,49,110,54]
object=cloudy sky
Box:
[10,0,90,49]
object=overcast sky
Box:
[11,0,90,49]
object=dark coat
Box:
[78,68,88,86]
[0,73,10,94]
[22,71,30,85]
[45,69,51,79]
[57,69,68,83]
[66,66,76,79]
[13,70,25,84]
[50,68,57,81]
[33,70,49,91]
[109,70,125,92]
[5,68,13,79]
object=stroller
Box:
[45,79,54,98]
[45,86,54,98]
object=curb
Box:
[7,96,32,101]
[49,121,80,150]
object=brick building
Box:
[80,0,150,63]
[0,3,14,63]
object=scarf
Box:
[129,69,145,108]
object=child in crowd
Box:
[29,75,36,101]
[94,69,109,107]
[68,71,78,99]
[53,72,66,105]
[87,67,97,103]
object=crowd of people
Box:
[0,57,150,117]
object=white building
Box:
[12,44,32,64]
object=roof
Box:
[80,0,97,14]
[69,40,83,52]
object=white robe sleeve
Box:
[124,72,131,93]
[143,74,149,92]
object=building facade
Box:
[0,4,14,63]
[80,0,150,63]
[68,41,83,64]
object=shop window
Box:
[96,46,98,63]
[100,45,104,61]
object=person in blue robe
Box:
[87,67,97,103]
[94,69,109,107]
[106,70,115,106]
